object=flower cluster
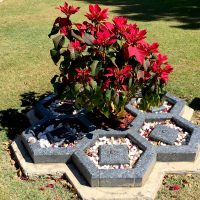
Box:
[49,2,173,118]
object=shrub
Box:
[49,2,173,118]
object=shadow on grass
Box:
[78,0,200,30]
[189,98,200,111]
[0,91,51,140]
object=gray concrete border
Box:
[130,114,200,162]
[72,130,156,187]
[20,117,95,163]
[125,93,188,120]
[11,137,200,200]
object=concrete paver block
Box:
[11,137,200,200]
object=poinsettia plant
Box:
[49,2,173,118]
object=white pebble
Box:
[39,139,51,148]
[72,110,77,115]
[28,137,37,144]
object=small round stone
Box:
[28,137,37,144]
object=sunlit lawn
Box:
[0,0,199,199]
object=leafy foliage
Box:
[49,2,173,118]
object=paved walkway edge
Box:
[180,105,194,121]
[11,136,200,200]
[11,138,67,177]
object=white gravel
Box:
[28,123,80,148]
[85,137,143,169]
[132,100,172,113]
[48,100,83,116]
[139,120,191,146]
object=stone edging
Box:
[19,93,200,188]
[20,116,95,163]
[11,138,200,200]
[72,130,156,187]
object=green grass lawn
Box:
[0,0,200,199]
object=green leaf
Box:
[82,51,90,56]
[91,79,97,90]
[114,95,119,107]
[50,49,60,65]
[151,85,155,91]
[75,98,82,108]
[68,45,79,60]
[74,83,82,93]
[109,56,117,67]
[91,86,102,105]
[83,33,95,45]
[53,35,65,50]
[53,82,64,95]
[118,106,125,118]
[59,47,68,55]
[85,84,91,92]
[107,48,116,54]
[71,29,84,43]
[48,25,59,38]
[128,77,133,88]
[101,106,110,118]
[90,60,99,76]
[59,62,65,73]
[117,39,123,48]
[143,60,150,71]
[61,86,70,96]
[105,89,111,101]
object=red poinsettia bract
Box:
[93,29,116,46]
[75,68,91,80]
[152,54,173,83]
[85,3,108,23]
[57,2,80,16]
[101,79,112,91]
[105,65,132,84]
[49,2,174,117]
[54,17,72,36]
[70,40,86,53]
[113,16,128,33]
[124,25,147,45]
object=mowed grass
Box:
[0,0,199,199]
[156,174,200,200]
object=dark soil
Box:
[87,109,135,130]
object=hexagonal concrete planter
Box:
[130,114,200,161]
[34,93,58,119]
[21,94,143,164]
[19,92,200,190]
[35,92,186,125]
[34,93,87,120]
[125,93,186,120]
[72,129,156,187]
[21,115,95,163]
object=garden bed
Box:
[35,94,82,119]
[72,130,156,187]
[139,120,191,146]
[19,93,200,189]
[126,93,186,119]
[21,116,94,163]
